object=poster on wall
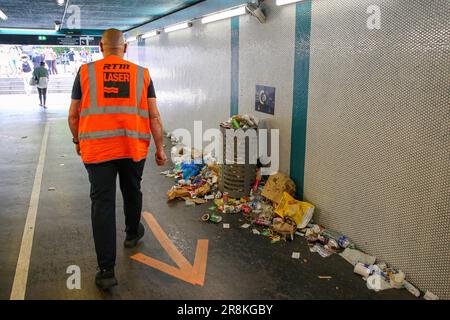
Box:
[255,85,276,115]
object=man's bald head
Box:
[100,28,127,57]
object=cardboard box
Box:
[262,173,296,205]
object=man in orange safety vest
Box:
[68,29,167,290]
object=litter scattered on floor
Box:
[424,290,440,300]
[185,199,196,207]
[340,248,376,266]
[318,276,332,280]
[201,213,223,224]
[354,263,373,278]
[404,281,421,297]
[162,119,426,299]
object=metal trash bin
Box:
[219,125,257,198]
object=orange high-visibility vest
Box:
[78,55,152,164]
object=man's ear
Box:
[124,43,128,54]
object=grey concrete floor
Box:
[0,94,416,300]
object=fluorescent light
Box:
[0,9,7,20]
[57,0,65,6]
[0,27,55,33]
[142,30,160,39]
[276,0,303,5]
[164,22,192,33]
[126,36,137,42]
[201,6,247,24]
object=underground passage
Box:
[0,0,448,309]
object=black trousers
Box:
[37,88,47,105]
[85,159,146,270]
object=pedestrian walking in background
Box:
[51,49,58,75]
[44,48,53,75]
[19,54,33,95]
[32,61,49,108]
[32,50,42,69]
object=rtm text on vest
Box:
[103,64,130,70]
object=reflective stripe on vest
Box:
[80,62,148,118]
[79,129,151,141]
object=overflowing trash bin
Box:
[219,123,257,198]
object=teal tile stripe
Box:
[290,1,312,200]
[230,16,240,116]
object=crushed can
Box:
[255,218,271,227]
[239,205,252,215]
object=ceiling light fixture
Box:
[0,27,56,33]
[56,0,65,6]
[201,6,247,24]
[126,36,138,42]
[164,22,192,33]
[276,0,303,6]
[0,8,8,20]
[142,30,160,39]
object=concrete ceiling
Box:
[0,0,204,31]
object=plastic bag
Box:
[29,76,38,86]
[181,162,204,180]
[274,192,314,228]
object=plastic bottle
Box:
[403,281,421,298]
[231,119,240,129]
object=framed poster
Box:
[255,85,276,115]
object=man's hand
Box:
[75,144,81,156]
[155,148,167,166]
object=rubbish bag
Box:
[262,173,296,205]
[181,162,204,180]
[274,192,314,228]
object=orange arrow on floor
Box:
[130,212,208,286]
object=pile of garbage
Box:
[162,133,220,206]
[162,114,438,300]
[201,172,311,244]
[220,114,259,129]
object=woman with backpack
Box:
[32,61,50,108]
[19,54,33,95]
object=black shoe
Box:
[95,268,118,290]
[124,222,145,248]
